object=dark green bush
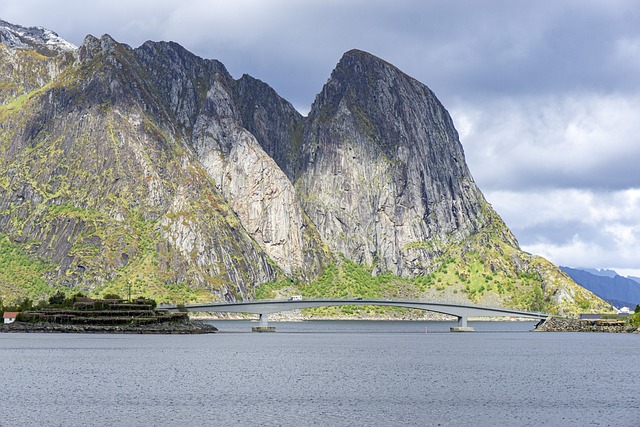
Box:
[628,312,640,328]
[48,290,67,306]
[16,312,37,323]
[18,298,33,311]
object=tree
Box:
[18,298,33,311]
[49,290,67,306]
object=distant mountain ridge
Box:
[561,267,640,309]
[0,19,76,56]
[0,19,612,315]
[580,268,617,278]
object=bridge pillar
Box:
[252,313,276,332]
[450,316,474,332]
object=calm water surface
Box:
[1,321,639,426]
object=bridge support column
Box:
[252,313,276,332]
[450,316,474,332]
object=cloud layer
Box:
[2,0,639,274]
[485,189,640,273]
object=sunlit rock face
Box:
[135,41,327,280]
[298,49,508,276]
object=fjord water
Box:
[2,321,639,426]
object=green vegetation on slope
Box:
[0,46,276,304]
[254,216,612,317]
[254,257,420,317]
[628,306,640,328]
[0,232,57,302]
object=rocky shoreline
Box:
[0,320,217,334]
[534,317,639,333]
[4,314,637,334]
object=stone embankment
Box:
[0,298,218,334]
[0,321,217,334]
[535,317,638,333]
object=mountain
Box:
[561,267,640,309]
[0,20,611,315]
[581,268,617,278]
[299,49,501,276]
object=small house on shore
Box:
[3,312,19,324]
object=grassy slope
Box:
[255,212,613,317]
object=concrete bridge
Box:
[166,299,549,332]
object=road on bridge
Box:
[165,298,549,332]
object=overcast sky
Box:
[2,0,639,276]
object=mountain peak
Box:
[335,49,408,80]
[313,48,431,118]
[341,48,375,60]
[0,18,76,56]
[309,48,442,158]
[340,48,394,64]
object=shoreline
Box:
[3,316,636,334]
[534,317,639,333]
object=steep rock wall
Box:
[0,35,280,298]
[299,50,508,276]
[135,41,327,278]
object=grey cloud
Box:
[456,94,640,193]
[3,1,640,108]
[486,188,640,274]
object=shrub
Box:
[16,312,38,323]
[48,290,67,306]
[18,298,34,311]
[628,312,640,328]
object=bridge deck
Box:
[167,299,548,320]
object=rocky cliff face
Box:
[133,40,328,278]
[0,33,280,302]
[0,20,610,314]
[298,50,507,277]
